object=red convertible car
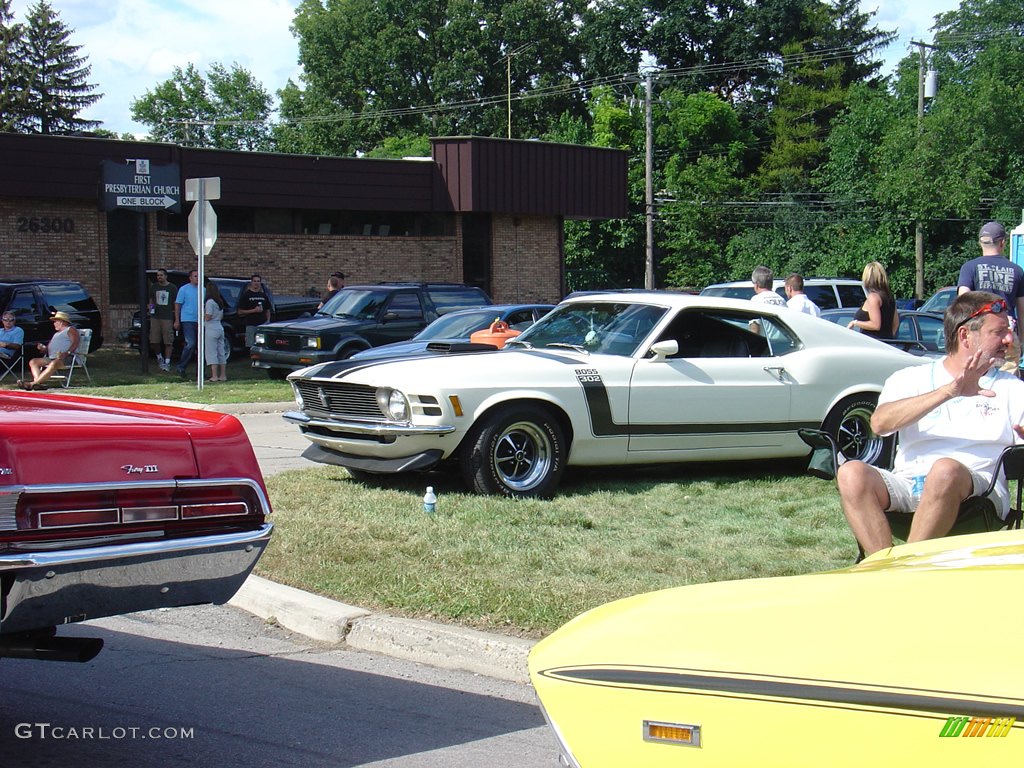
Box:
[0,392,273,663]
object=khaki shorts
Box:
[877,465,1008,518]
[149,318,174,346]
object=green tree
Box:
[16,0,101,134]
[279,0,588,155]
[547,87,647,291]
[657,90,753,288]
[132,63,273,150]
[0,0,27,131]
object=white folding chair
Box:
[55,328,92,388]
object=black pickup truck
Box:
[250,282,492,378]
[126,271,320,356]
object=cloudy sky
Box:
[11,0,963,137]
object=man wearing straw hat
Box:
[18,311,80,390]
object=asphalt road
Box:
[0,605,555,767]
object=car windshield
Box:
[700,285,754,299]
[514,302,667,356]
[414,309,498,340]
[921,288,955,314]
[319,289,391,319]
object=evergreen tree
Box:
[17,0,101,134]
[0,0,27,131]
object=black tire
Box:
[460,406,566,497]
[822,394,889,466]
[267,368,289,380]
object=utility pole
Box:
[499,43,532,139]
[645,73,654,290]
[913,40,938,299]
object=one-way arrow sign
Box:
[100,159,181,212]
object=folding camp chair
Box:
[0,349,24,384]
[53,328,92,388]
[798,428,1024,548]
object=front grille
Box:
[295,380,382,418]
[264,332,301,352]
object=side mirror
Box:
[648,340,678,361]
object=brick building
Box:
[0,133,627,338]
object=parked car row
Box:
[250,282,493,377]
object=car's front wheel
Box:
[460,406,566,497]
[822,394,890,466]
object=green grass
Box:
[49,345,292,404]
[257,461,852,637]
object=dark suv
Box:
[250,282,492,378]
[0,278,103,353]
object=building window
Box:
[157,207,453,237]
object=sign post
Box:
[186,177,221,391]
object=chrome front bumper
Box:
[0,523,273,634]
[283,410,456,438]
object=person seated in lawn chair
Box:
[18,311,79,391]
[839,291,1024,556]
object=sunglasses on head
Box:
[955,298,1008,330]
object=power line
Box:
[161,42,876,134]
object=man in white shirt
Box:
[838,291,1024,556]
[784,273,821,316]
[749,265,786,307]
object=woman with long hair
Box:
[204,279,229,382]
[848,262,899,340]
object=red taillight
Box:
[181,502,249,519]
[39,508,119,528]
[12,483,263,533]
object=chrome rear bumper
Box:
[0,524,273,634]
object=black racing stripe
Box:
[308,358,392,379]
[577,372,818,437]
[545,667,1024,720]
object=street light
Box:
[912,39,938,299]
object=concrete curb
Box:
[229,575,535,684]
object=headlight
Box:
[377,388,409,420]
[305,337,321,349]
[254,332,265,345]
[291,382,304,409]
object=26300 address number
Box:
[16,216,75,234]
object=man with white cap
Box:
[958,221,1024,372]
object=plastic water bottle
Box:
[911,475,925,506]
[423,486,437,515]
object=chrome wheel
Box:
[461,406,566,497]
[824,395,885,466]
[492,420,554,493]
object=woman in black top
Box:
[848,261,898,339]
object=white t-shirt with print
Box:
[751,290,786,307]
[879,361,1024,483]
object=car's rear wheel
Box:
[822,394,889,466]
[460,406,566,497]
